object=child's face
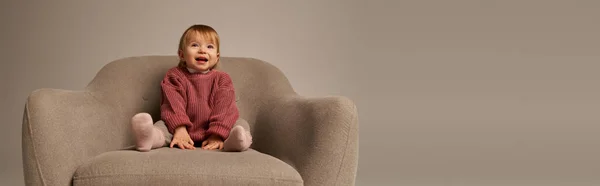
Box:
[179,33,219,72]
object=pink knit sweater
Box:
[160,67,239,141]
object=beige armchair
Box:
[22,56,359,186]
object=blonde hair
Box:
[177,24,221,69]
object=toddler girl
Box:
[130,24,252,152]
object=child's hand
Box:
[201,134,224,150]
[170,126,196,150]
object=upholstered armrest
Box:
[254,95,359,186]
[22,89,126,186]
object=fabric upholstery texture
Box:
[73,148,302,186]
[22,56,359,186]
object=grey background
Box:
[2,0,600,185]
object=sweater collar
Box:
[187,67,210,74]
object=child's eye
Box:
[207,45,214,49]
[191,43,199,47]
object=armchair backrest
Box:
[87,56,296,146]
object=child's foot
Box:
[131,113,165,152]
[223,125,252,152]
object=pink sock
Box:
[131,113,165,152]
[223,125,252,152]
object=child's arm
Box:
[204,73,239,149]
[160,74,195,149]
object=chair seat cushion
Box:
[73,148,303,186]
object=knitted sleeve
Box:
[206,73,239,140]
[160,72,193,134]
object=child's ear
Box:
[178,50,184,60]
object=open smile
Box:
[195,57,208,63]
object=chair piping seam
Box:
[72,173,303,183]
[25,101,47,186]
[333,102,356,186]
